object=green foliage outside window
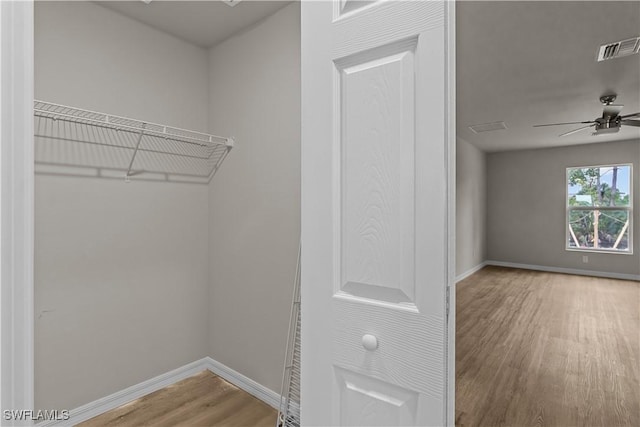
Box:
[567,165,631,251]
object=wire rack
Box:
[277,243,301,427]
[34,100,233,184]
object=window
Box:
[567,164,632,253]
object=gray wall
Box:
[487,139,640,276]
[35,2,210,410]
[207,2,301,394]
[456,138,487,277]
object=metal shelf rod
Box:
[34,100,233,183]
[34,134,213,161]
[35,100,231,146]
[35,112,224,148]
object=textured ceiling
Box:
[457,1,640,152]
[96,0,292,48]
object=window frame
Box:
[566,163,633,255]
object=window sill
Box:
[566,247,634,255]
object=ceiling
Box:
[96,0,292,49]
[457,1,640,152]
[95,1,638,153]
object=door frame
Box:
[0,0,35,417]
[446,1,457,424]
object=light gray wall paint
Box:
[456,138,487,277]
[207,2,301,394]
[487,139,640,275]
[35,2,210,410]
[35,2,209,131]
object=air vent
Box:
[468,121,507,134]
[597,37,640,61]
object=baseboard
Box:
[456,261,487,282]
[36,357,281,427]
[203,357,281,410]
[36,358,211,427]
[486,260,640,281]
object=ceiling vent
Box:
[597,37,640,61]
[468,121,507,134]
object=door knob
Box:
[362,334,378,351]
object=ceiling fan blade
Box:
[602,104,623,118]
[620,112,640,119]
[622,119,640,127]
[533,121,595,127]
[559,124,595,137]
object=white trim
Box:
[36,359,211,427]
[486,260,640,282]
[445,1,456,425]
[1,0,35,421]
[456,261,487,283]
[203,357,280,410]
[36,357,280,427]
[566,247,635,255]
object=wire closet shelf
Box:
[277,242,301,427]
[34,100,233,184]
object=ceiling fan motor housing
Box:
[594,117,621,134]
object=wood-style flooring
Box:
[456,266,639,427]
[77,370,277,427]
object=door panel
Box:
[337,37,417,306]
[337,0,376,18]
[335,368,419,426]
[302,1,453,425]
[332,298,445,399]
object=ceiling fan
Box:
[533,94,640,137]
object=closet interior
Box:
[33,0,300,423]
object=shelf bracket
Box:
[125,123,147,183]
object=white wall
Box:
[207,2,300,394]
[35,1,210,410]
[487,139,640,276]
[456,138,487,278]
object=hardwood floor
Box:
[77,371,277,427]
[75,266,638,426]
[456,266,639,427]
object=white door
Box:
[301,0,455,425]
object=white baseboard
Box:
[455,261,487,282]
[36,357,280,427]
[203,357,281,410]
[486,260,640,282]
